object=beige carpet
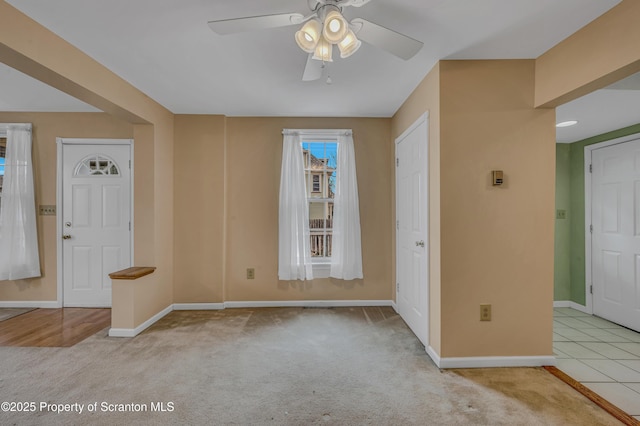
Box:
[0,307,35,322]
[0,307,622,425]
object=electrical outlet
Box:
[480,304,491,321]
[246,268,255,279]
[39,205,56,216]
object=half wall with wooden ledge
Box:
[108,267,166,337]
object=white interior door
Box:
[396,114,429,347]
[61,140,132,307]
[592,138,640,332]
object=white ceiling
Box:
[1,0,635,142]
[556,73,640,143]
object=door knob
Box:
[62,235,72,240]
[415,240,425,248]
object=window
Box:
[302,141,337,261]
[279,128,362,281]
[75,154,120,176]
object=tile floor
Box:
[554,307,640,420]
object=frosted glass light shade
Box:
[338,29,361,58]
[323,10,348,44]
[295,19,322,53]
[312,36,333,62]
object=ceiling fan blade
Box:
[208,13,304,35]
[302,54,323,81]
[351,18,423,60]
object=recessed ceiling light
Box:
[556,120,578,128]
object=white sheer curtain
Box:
[330,132,363,280]
[0,124,41,280]
[278,132,313,280]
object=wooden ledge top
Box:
[109,266,156,280]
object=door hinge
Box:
[396,220,399,230]
[396,158,399,167]
[590,224,593,233]
[129,222,131,231]
[590,285,593,294]
[589,164,592,173]
[129,160,131,169]
[396,282,399,293]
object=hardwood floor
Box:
[0,308,111,347]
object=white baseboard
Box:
[391,300,398,313]
[435,355,556,369]
[0,300,61,308]
[108,328,135,338]
[108,304,173,338]
[426,346,441,366]
[223,300,394,309]
[63,303,110,308]
[554,301,590,314]
[173,303,225,310]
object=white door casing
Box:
[395,113,429,347]
[591,138,640,332]
[57,139,133,307]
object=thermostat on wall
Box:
[492,170,503,186]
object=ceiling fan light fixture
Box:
[338,29,361,58]
[312,36,333,62]
[323,10,348,44]
[295,19,322,53]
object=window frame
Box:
[296,129,347,278]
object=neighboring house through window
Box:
[302,141,337,261]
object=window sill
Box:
[312,261,331,279]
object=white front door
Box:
[60,140,132,307]
[396,114,429,347]
[592,138,640,332]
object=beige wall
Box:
[391,64,442,354]
[2,112,392,308]
[173,116,393,303]
[173,115,226,303]
[226,117,392,301]
[439,60,555,357]
[133,118,175,327]
[535,0,640,108]
[0,112,133,301]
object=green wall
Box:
[554,144,571,300]
[554,123,640,305]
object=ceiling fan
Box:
[208,0,423,81]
